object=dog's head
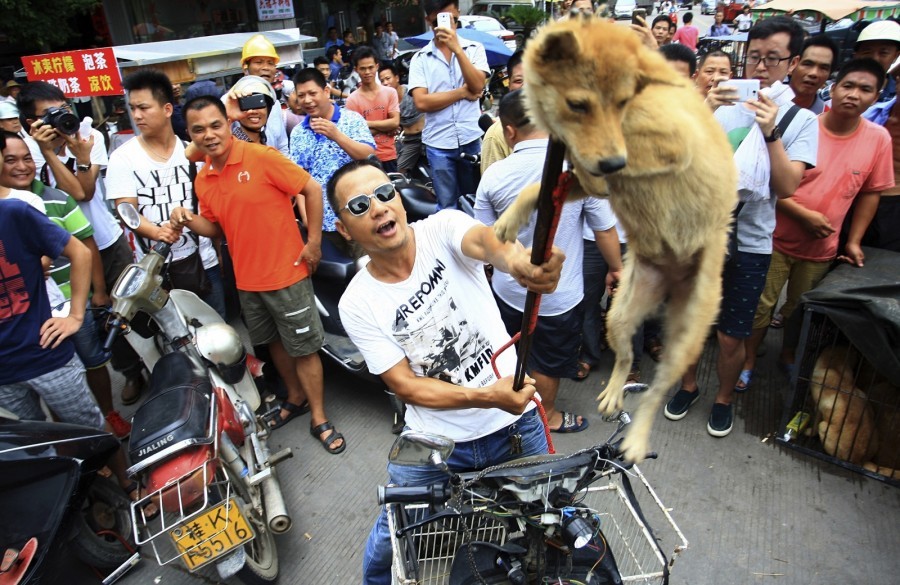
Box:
[523,18,680,176]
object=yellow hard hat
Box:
[241,34,280,66]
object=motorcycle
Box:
[378,409,688,584]
[102,203,293,584]
[0,414,138,584]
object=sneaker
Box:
[106,410,132,440]
[707,403,734,437]
[664,388,699,421]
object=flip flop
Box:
[310,421,346,454]
[550,412,589,434]
[574,361,591,382]
[265,400,310,430]
[734,369,752,393]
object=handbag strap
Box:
[183,140,200,245]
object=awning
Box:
[113,28,317,82]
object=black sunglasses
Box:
[339,183,397,216]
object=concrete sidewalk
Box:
[103,326,900,585]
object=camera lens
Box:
[43,107,80,135]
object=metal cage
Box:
[779,305,900,487]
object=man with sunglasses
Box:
[330,159,564,584]
[168,95,347,454]
[408,0,489,210]
[666,17,818,437]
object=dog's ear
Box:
[534,29,580,64]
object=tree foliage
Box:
[505,5,549,43]
[0,0,100,52]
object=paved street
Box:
[90,319,900,585]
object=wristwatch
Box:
[764,125,782,143]
[76,162,91,172]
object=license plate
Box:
[169,498,254,571]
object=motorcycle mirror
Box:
[388,430,454,468]
[116,202,142,230]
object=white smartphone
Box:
[724,79,760,102]
[437,12,453,29]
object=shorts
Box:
[238,278,324,358]
[0,355,104,428]
[72,303,112,369]
[495,296,584,378]
[717,251,771,339]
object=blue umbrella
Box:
[403,28,513,68]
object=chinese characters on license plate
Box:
[169,498,255,570]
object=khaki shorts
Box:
[239,278,324,357]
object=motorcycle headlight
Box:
[113,266,147,297]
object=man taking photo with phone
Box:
[408,0,489,210]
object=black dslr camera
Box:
[41,106,80,135]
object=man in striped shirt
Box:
[0,130,130,438]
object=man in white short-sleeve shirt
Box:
[332,159,563,584]
[105,70,225,320]
[475,89,623,435]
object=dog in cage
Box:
[809,346,878,466]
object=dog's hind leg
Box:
[597,258,666,417]
[620,247,725,462]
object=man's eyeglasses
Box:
[745,54,792,68]
[339,183,397,216]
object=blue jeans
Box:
[425,139,481,211]
[202,265,227,321]
[361,409,548,585]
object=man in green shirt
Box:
[0,130,131,438]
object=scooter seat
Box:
[316,235,356,286]
[129,353,213,467]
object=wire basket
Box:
[387,465,688,585]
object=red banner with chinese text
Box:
[21,48,123,97]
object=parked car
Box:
[469,0,536,33]
[457,14,518,50]
[614,0,638,20]
[700,0,717,15]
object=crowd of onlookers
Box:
[3,0,900,551]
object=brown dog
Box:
[808,346,878,465]
[493,17,737,461]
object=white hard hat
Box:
[856,20,900,46]
[0,102,18,120]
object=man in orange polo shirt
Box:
[168,94,345,454]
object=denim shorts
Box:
[238,278,324,357]
[72,304,112,369]
[717,251,771,339]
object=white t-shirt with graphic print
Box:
[339,210,534,442]
[105,138,217,268]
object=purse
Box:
[164,232,212,296]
